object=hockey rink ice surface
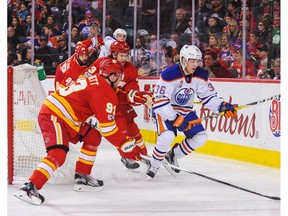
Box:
[8,142,280,216]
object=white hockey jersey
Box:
[98,36,116,58]
[153,64,222,121]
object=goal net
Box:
[8,64,80,184]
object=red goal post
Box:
[8,64,79,185]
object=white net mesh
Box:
[12,64,80,184]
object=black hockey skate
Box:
[164,144,181,173]
[14,181,45,205]
[121,157,140,171]
[74,173,104,192]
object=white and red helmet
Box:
[75,42,89,55]
[110,41,130,53]
[113,28,127,38]
[98,58,123,79]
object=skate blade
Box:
[126,168,140,173]
[146,176,154,181]
[73,184,104,192]
[161,160,177,177]
[14,190,43,205]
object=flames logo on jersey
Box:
[175,88,194,105]
[269,97,281,137]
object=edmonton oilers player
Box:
[147,45,237,178]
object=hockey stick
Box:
[141,155,280,200]
[189,94,281,124]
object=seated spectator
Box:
[225,19,240,44]
[237,18,250,43]
[222,12,233,33]
[13,47,32,66]
[27,0,45,23]
[7,27,20,55]
[257,19,269,46]
[78,10,101,37]
[184,18,199,34]
[137,29,150,49]
[207,34,221,51]
[208,0,226,18]
[240,5,256,31]
[230,45,257,79]
[45,14,61,35]
[256,45,268,66]
[55,35,73,64]
[70,25,86,48]
[219,33,234,67]
[22,14,41,37]
[246,31,262,61]
[10,16,25,36]
[206,14,224,36]
[272,58,280,80]
[197,0,213,22]
[257,59,273,79]
[38,4,52,27]
[174,8,189,34]
[203,51,233,78]
[105,10,122,32]
[226,1,240,22]
[138,52,157,76]
[23,28,42,48]
[35,35,58,75]
[130,37,149,67]
[17,2,30,24]
[42,24,59,48]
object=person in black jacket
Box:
[35,35,58,75]
[174,8,189,34]
[105,10,122,32]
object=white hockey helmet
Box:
[180,44,202,71]
[113,28,127,38]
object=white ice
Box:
[8,142,280,216]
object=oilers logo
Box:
[269,97,281,137]
[175,88,193,105]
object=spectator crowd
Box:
[7,0,280,79]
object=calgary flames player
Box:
[55,39,94,89]
[93,41,153,169]
[14,58,141,205]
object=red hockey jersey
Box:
[41,73,128,147]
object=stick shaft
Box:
[190,94,281,124]
[141,155,280,200]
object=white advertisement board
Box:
[41,77,280,152]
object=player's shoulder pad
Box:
[193,67,209,81]
[161,64,183,81]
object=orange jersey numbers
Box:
[58,77,88,96]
